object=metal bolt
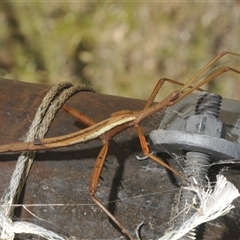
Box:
[173,92,223,239]
[150,91,231,239]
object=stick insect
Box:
[1,51,240,239]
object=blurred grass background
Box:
[0,1,240,100]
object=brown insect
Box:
[1,52,240,239]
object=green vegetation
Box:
[0,2,240,100]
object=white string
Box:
[159,175,240,240]
[0,82,93,240]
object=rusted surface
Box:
[0,78,169,239]
[0,78,240,240]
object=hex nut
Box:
[182,115,226,138]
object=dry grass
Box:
[0,2,240,100]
